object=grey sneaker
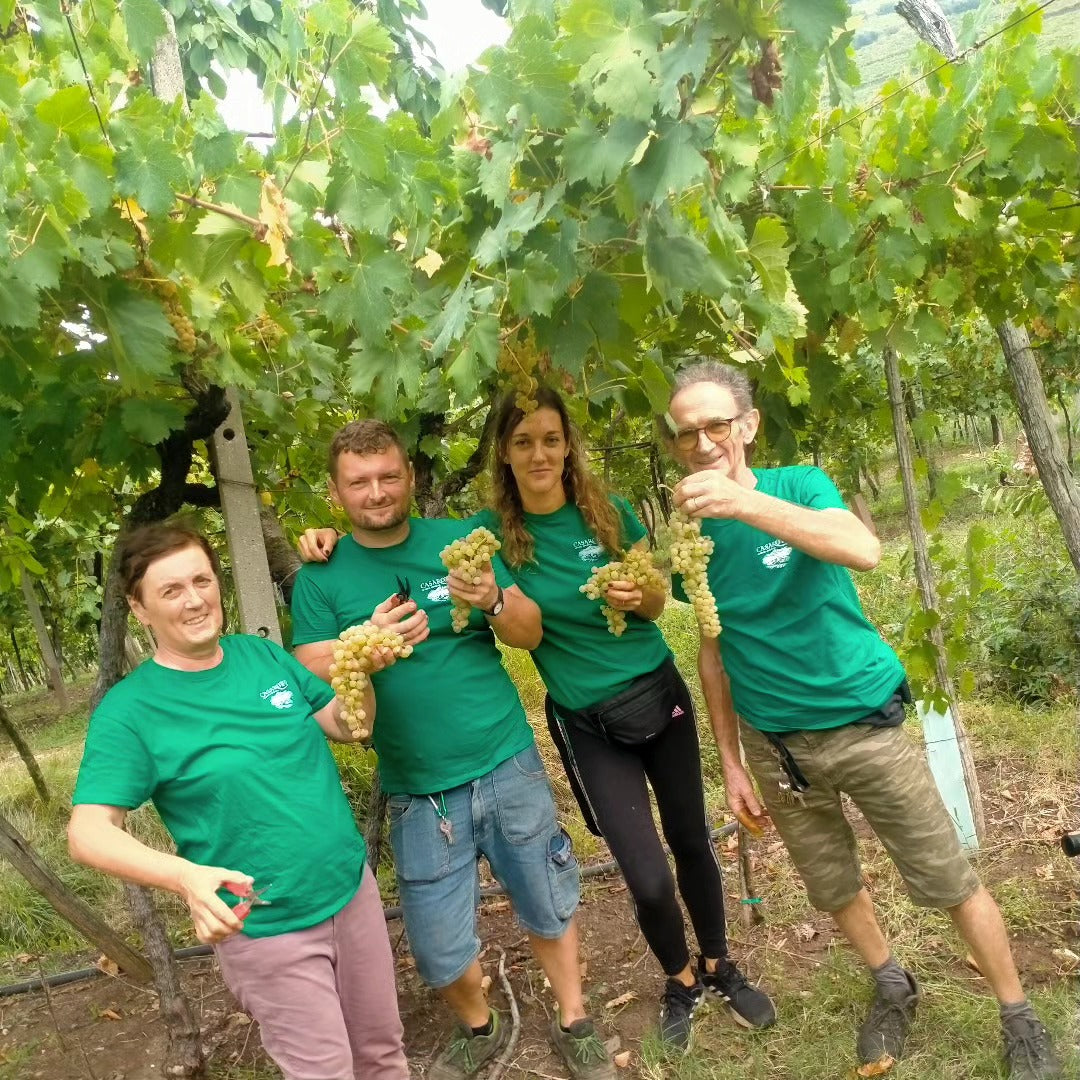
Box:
[549,1016,616,1080]
[698,955,777,1029]
[659,977,704,1052]
[856,970,920,1063]
[429,1009,508,1079]
[1003,1013,1062,1079]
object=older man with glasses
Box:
[661,358,1062,1080]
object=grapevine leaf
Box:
[35,86,101,135]
[0,274,40,329]
[747,216,791,302]
[446,314,500,398]
[507,251,560,317]
[101,290,177,388]
[628,120,709,208]
[119,398,187,444]
[123,0,168,61]
[778,0,848,52]
[564,117,650,187]
[115,141,186,217]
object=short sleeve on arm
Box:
[490,551,515,588]
[72,711,155,809]
[800,467,848,511]
[266,640,335,712]
[613,495,647,547]
[290,570,340,646]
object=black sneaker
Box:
[697,956,777,1029]
[549,1016,616,1080]
[429,1009,508,1079]
[856,970,920,1063]
[659,977,703,1052]
[1002,1012,1062,1079]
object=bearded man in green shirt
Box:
[664,359,1060,1080]
[292,419,614,1080]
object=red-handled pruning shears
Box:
[225,881,273,920]
[392,575,411,605]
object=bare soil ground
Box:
[2,763,1077,1080]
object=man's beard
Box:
[354,502,410,532]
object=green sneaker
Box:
[549,1016,616,1080]
[429,1009,508,1080]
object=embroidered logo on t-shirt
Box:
[671,705,685,718]
[757,538,792,570]
[573,539,605,561]
[260,681,294,709]
[420,575,450,603]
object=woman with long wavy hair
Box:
[481,387,775,1051]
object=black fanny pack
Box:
[551,656,685,746]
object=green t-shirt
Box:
[289,517,533,795]
[72,635,365,938]
[478,499,670,709]
[674,466,904,732]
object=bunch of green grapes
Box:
[329,622,414,739]
[579,548,665,636]
[497,332,541,413]
[663,511,721,638]
[133,261,197,353]
[440,527,502,632]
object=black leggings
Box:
[545,669,729,976]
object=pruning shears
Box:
[225,881,273,920]
[392,575,411,605]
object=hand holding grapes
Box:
[447,561,499,614]
[674,470,749,520]
[603,579,644,612]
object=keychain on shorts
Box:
[768,741,809,807]
[428,793,454,844]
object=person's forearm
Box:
[489,590,542,650]
[697,642,741,771]
[69,819,192,895]
[294,642,334,681]
[634,584,666,622]
[737,491,880,571]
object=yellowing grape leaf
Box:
[95,955,120,977]
[258,177,293,273]
[117,198,150,245]
[604,990,637,1009]
[855,1055,896,1077]
[414,247,444,277]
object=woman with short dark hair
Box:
[69,523,409,1080]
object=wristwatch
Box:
[482,585,505,617]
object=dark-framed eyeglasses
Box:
[671,416,741,451]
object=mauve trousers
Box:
[214,864,409,1080]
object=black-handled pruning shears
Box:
[392,575,411,605]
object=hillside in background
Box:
[850,0,1078,91]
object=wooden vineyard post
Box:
[0,811,152,982]
[210,388,283,644]
[884,346,985,848]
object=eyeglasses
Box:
[671,416,741,452]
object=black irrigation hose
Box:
[0,823,739,999]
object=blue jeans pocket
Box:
[493,746,555,845]
[389,796,452,883]
[547,829,580,922]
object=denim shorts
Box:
[388,743,580,989]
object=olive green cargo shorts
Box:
[740,721,980,913]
